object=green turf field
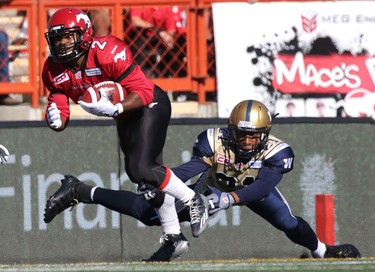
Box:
[1,258,375,272]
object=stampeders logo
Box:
[272,52,375,94]
[301,10,318,33]
[114,49,127,63]
[76,13,91,28]
[53,72,70,85]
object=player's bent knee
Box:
[127,163,166,187]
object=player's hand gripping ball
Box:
[80,81,125,104]
[78,81,125,117]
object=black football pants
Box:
[116,85,171,187]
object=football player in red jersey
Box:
[42,7,209,246]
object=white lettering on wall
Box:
[21,156,242,232]
[35,172,131,232]
[274,52,361,89]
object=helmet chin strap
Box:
[236,145,259,160]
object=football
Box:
[80,81,125,104]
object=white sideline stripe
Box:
[0,259,373,271]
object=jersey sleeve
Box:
[234,167,284,203]
[172,129,214,182]
[130,8,143,18]
[192,128,215,159]
[42,58,71,122]
[264,143,295,174]
[172,157,210,182]
[45,92,70,122]
[119,65,154,106]
[161,9,176,32]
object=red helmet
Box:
[45,7,93,63]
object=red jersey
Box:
[42,35,154,122]
[172,6,186,35]
[130,8,175,33]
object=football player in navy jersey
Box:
[160,99,360,261]
[47,99,360,262]
[42,7,209,242]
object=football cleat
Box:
[141,233,189,262]
[187,193,209,237]
[44,175,82,223]
[324,244,361,258]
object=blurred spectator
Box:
[88,9,111,37]
[0,31,10,83]
[206,9,216,77]
[171,6,189,101]
[285,101,296,117]
[129,7,184,78]
[170,6,187,77]
[10,11,28,62]
[172,6,186,35]
[0,30,21,105]
[12,11,28,47]
[130,7,175,48]
[316,100,326,117]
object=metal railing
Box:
[0,0,223,107]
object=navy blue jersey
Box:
[173,128,294,204]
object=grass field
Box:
[1,258,375,272]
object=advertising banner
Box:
[0,121,373,263]
[213,1,375,118]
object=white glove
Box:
[0,144,9,164]
[206,186,235,215]
[78,90,123,117]
[46,103,62,129]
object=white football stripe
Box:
[87,87,98,103]
[116,82,125,101]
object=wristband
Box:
[230,192,240,205]
[115,103,124,115]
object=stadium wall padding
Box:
[0,120,373,263]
